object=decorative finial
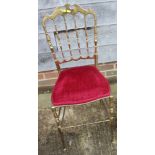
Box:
[64,3,70,10]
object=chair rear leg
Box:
[100,97,115,143]
[109,96,115,143]
[100,99,109,120]
[51,107,66,151]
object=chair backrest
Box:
[42,3,98,72]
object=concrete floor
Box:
[38,82,117,155]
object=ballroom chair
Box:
[42,3,115,150]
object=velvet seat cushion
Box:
[52,65,110,106]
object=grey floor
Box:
[38,83,117,155]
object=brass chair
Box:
[42,3,115,150]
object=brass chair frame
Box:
[42,3,115,150]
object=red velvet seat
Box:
[52,65,110,106]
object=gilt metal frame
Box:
[42,4,115,151]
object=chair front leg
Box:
[51,107,66,151]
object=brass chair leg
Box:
[100,99,109,120]
[51,107,66,151]
[109,96,115,143]
[100,97,115,144]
